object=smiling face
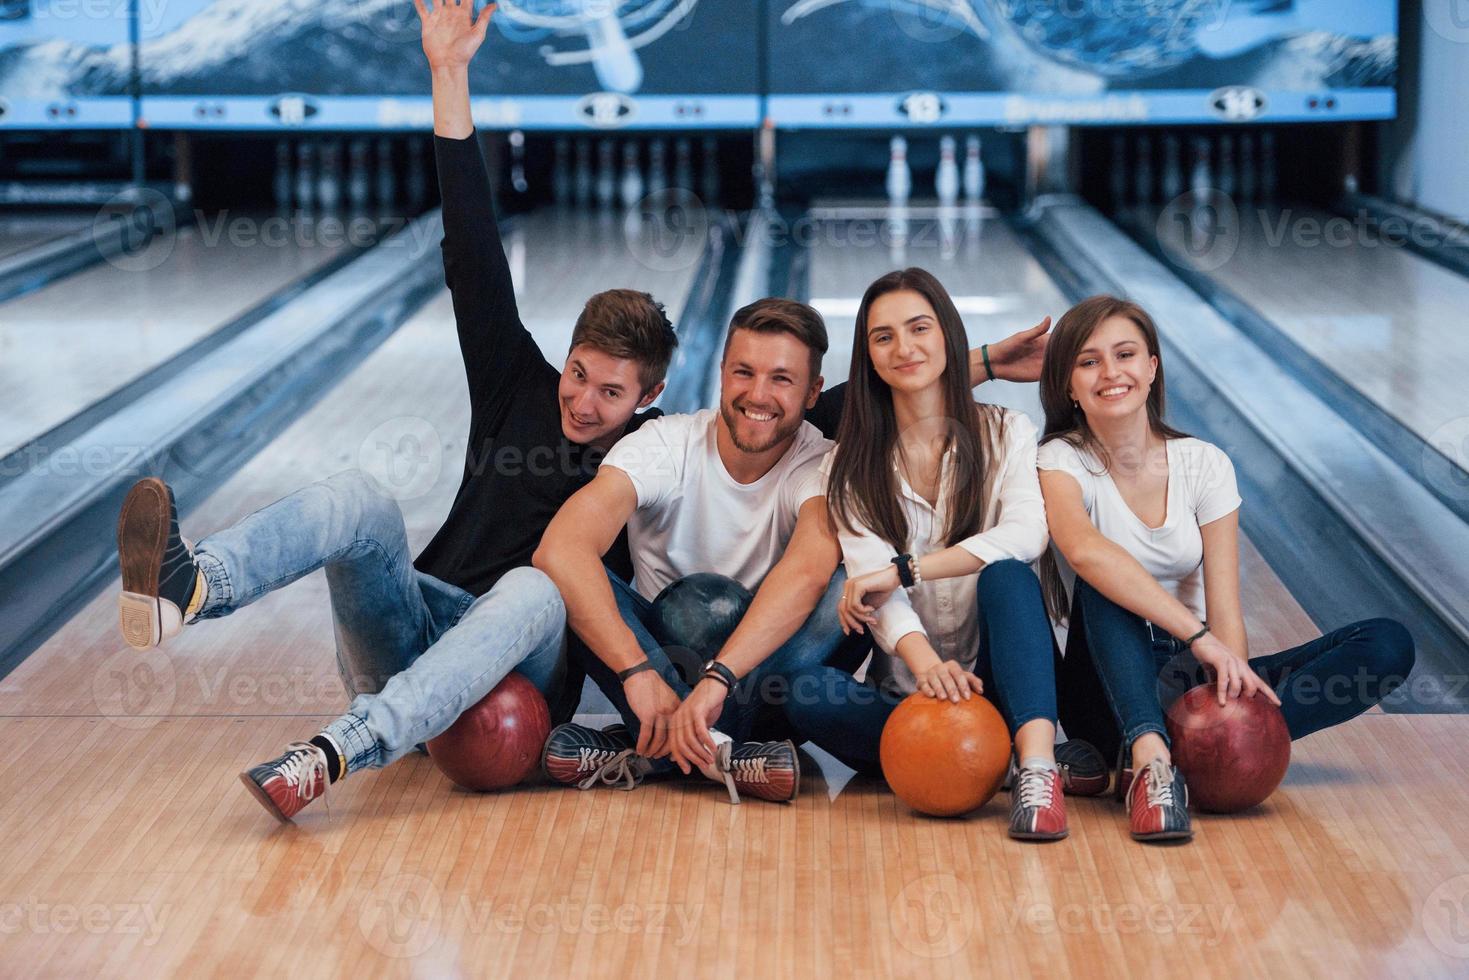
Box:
[557,344,660,448]
[1068,315,1158,423]
[717,328,823,455]
[864,289,949,395]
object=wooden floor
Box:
[4,221,1468,978]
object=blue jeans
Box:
[1056,579,1417,764]
[574,567,859,770]
[783,560,1059,776]
[191,470,568,774]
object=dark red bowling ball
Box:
[427,672,550,792]
[1165,685,1291,813]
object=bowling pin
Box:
[963,134,984,203]
[406,137,428,211]
[647,137,667,197]
[1260,131,1277,202]
[935,134,959,205]
[295,139,317,212]
[619,140,643,209]
[574,139,593,208]
[674,137,694,192]
[1110,135,1127,208]
[1134,134,1153,205]
[348,138,370,212]
[273,139,293,211]
[1238,134,1257,203]
[701,136,720,206]
[317,139,342,213]
[596,139,616,209]
[1161,134,1182,202]
[552,137,571,207]
[375,137,397,210]
[1218,134,1236,198]
[1190,135,1211,199]
[886,135,911,205]
[509,130,528,195]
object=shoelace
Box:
[577,749,645,791]
[729,755,770,784]
[278,742,330,818]
[1143,757,1176,809]
[575,746,620,774]
[1015,766,1055,810]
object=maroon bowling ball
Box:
[427,672,550,792]
[1165,684,1291,813]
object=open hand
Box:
[667,680,726,774]
[623,669,682,758]
[986,316,1052,383]
[837,565,901,635]
[416,0,496,71]
[1191,633,1281,706]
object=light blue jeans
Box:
[191,470,567,774]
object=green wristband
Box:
[981,343,995,382]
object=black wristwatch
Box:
[617,660,656,683]
[892,553,915,589]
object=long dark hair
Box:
[827,268,1005,553]
[1037,295,1190,622]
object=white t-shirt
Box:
[1036,435,1241,621]
[603,409,831,599]
[823,408,1049,696]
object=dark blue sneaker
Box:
[542,722,651,790]
[117,477,199,649]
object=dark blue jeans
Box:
[782,560,1060,776]
[1056,579,1417,764]
[572,568,865,771]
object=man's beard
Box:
[721,401,800,455]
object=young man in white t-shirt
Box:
[533,298,848,803]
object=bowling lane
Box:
[0,212,95,261]
[0,214,354,458]
[801,205,1064,422]
[0,207,704,717]
[1140,202,1469,469]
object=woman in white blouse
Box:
[782,268,1070,841]
[1037,295,1415,844]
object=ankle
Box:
[1129,735,1169,771]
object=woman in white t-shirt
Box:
[1036,294,1415,845]
[782,267,1071,842]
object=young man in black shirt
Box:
[113,0,1051,822]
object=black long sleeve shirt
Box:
[413,133,849,597]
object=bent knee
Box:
[496,566,566,617]
[1360,617,1415,683]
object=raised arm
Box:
[532,469,683,756]
[418,1,536,400]
[665,496,842,773]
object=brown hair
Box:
[1037,294,1190,622]
[827,268,1005,553]
[569,288,678,392]
[721,297,829,381]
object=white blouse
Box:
[821,409,1049,695]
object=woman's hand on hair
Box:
[916,660,983,703]
[837,566,900,635]
[1191,633,1281,707]
[982,316,1052,384]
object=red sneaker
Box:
[240,742,330,822]
[1009,765,1068,841]
[1128,757,1191,843]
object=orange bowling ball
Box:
[879,692,1012,817]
